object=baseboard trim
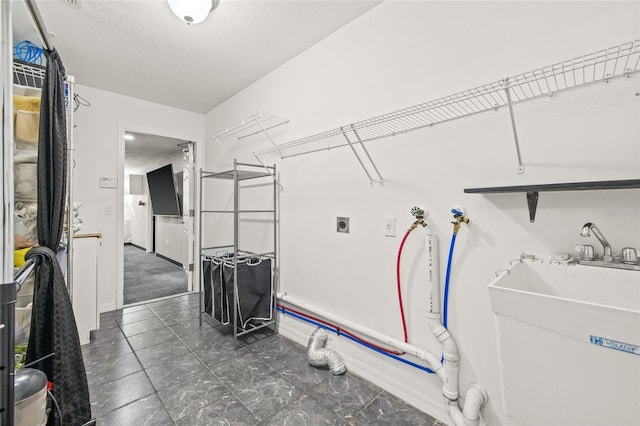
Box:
[125,242,146,251]
[99,303,117,314]
[155,253,183,268]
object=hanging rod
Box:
[255,39,640,163]
[24,0,54,51]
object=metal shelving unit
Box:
[198,160,278,343]
[254,39,640,181]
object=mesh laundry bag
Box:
[222,257,272,328]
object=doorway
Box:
[123,131,196,305]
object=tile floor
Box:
[83,293,443,425]
[123,245,187,304]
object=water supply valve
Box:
[409,207,427,230]
[451,207,469,235]
[411,206,425,220]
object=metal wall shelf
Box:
[254,39,640,183]
[465,179,640,222]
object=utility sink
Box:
[488,254,640,426]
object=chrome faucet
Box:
[580,222,613,262]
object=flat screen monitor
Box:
[146,164,181,216]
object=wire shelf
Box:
[213,111,289,143]
[255,39,640,160]
[13,59,46,89]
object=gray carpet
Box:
[124,245,188,304]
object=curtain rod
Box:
[23,0,53,51]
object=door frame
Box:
[117,123,201,309]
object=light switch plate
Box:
[100,176,117,188]
[384,217,396,237]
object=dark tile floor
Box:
[83,293,443,426]
[123,244,187,304]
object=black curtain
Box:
[25,247,91,426]
[27,48,92,425]
[37,49,66,251]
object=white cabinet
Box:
[71,234,101,345]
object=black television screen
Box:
[146,164,181,216]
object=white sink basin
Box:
[488,255,640,425]
[490,256,640,345]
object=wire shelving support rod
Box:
[503,78,525,174]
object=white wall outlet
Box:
[104,205,112,215]
[384,217,396,237]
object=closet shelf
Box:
[465,178,640,223]
[254,39,640,182]
[202,169,272,181]
[212,112,287,187]
[13,60,45,89]
[213,111,289,142]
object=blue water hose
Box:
[442,232,457,329]
[276,306,435,374]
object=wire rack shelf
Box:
[213,111,289,142]
[254,39,640,179]
[13,59,46,89]
[213,111,288,187]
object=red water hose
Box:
[396,228,412,343]
[277,303,404,355]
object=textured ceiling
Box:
[15,0,380,114]
[124,131,186,172]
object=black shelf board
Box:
[464,178,640,223]
[464,179,640,194]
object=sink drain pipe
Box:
[279,292,487,426]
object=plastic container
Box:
[14,368,48,426]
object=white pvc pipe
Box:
[462,385,488,426]
[426,234,440,315]
[425,232,460,401]
[425,230,487,426]
[278,293,444,378]
[278,234,489,426]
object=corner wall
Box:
[73,85,203,312]
[203,2,639,424]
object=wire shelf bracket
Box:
[503,78,525,174]
[212,111,288,188]
[341,124,384,186]
[255,39,640,179]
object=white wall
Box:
[203,2,640,425]
[73,85,203,312]
[123,174,148,248]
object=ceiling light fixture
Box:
[124,134,135,141]
[167,0,220,25]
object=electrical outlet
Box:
[165,239,171,245]
[104,205,112,215]
[384,217,396,237]
[337,217,350,233]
